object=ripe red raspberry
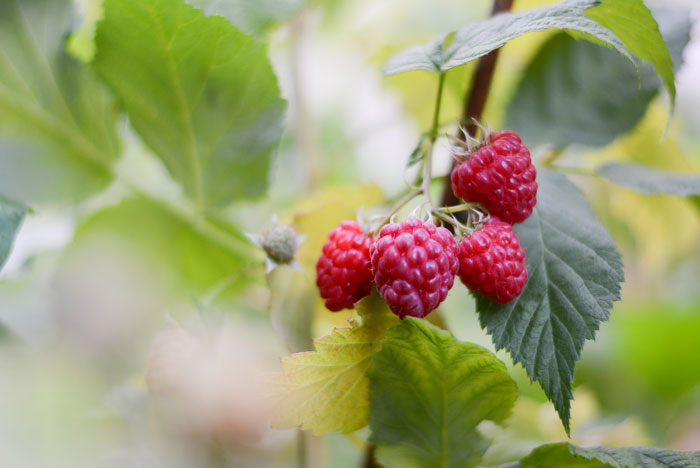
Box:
[316,221,374,311]
[451,130,537,224]
[457,217,527,304]
[371,219,458,319]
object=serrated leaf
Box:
[369,318,517,468]
[383,0,634,76]
[586,0,677,109]
[476,170,623,434]
[598,163,700,196]
[0,196,26,271]
[506,9,690,149]
[0,0,121,206]
[268,291,399,435]
[521,442,700,468]
[186,0,306,38]
[94,0,286,210]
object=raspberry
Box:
[451,130,537,224]
[316,221,374,311]
[371,219,458,319]
[457,217,528,304]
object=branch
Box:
[440,0,515,209]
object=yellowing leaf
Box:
[268,291,399,435]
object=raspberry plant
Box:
[1,0,700,467]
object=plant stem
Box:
[372,189,422,235]
[297,429,306,468]
[423,72,448,210]
[362,444,381,468]
[440,0,515,209]
[437,202,481,214]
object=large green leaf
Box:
[476,170,623,434]
[521,442,700,468]
[383,0,633,76]
[0,0,121,206]
[0,196,26,271]
[506,9,689,149]
[94,0,286,210]
[369,317,517,468]
[186,0,305,37]
[598,163,700,196]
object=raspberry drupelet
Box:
[451,130,537,224]
[316,221,374,311]
[457,217,528,304]
[370,219,458,319]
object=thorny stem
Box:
[440,0,515,210]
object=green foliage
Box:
[93,0,286,210]
[268,290,400,435]
[586,0,677,110]
[0,196,26,271]
[369,317,517,468]
[477,170,623,434]
[598,163,700,197]
[383,0,636,76]
[0,0,121,206]
[507,9,689,148]
[186,0,306,38]
[520,442,700,468]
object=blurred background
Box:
[1,0,700,467]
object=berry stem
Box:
[423,72,448,211]
[438,202,482,214]
[372,189,422,235]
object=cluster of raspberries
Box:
[316,130,537,319]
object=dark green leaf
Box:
[0,0,121,206]
[186,0,306,37]
[94,0,286,210]
[598,163,700,196]
[383,0,633,76]
[507,9,690,148]
[521,442,700,468]
[0,196,25,271]
[369,317,517,468]
[476,170,623,434]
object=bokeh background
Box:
[1,0,700,467]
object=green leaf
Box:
[476,170,623,434]
[586,0,677,109]
[268,290,399,435]
[598,163,700,196]
[383,0,634,76]
[369,317,517,468]
[94,0,286,210]
[186,0,306,38]
[0,0,121,206]
[66,197,250,299]
[506,9,690,149]
[521,442,700,468]
[0,196,26,271]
